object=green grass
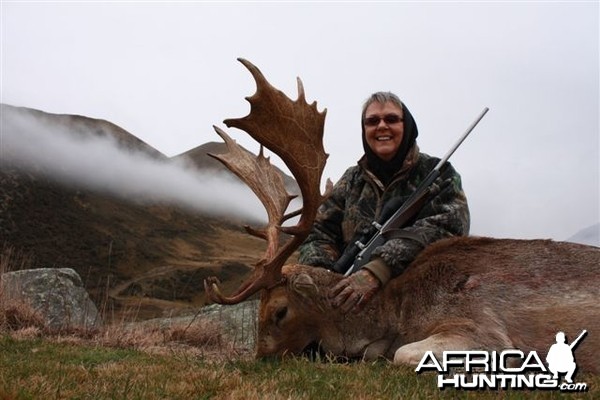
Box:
[1,336,598,400]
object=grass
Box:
[1,336,599,400]
[1,247,599,399]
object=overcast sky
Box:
[1,1,598,242]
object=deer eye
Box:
[274,306,288,326]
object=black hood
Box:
[361,102,419,186]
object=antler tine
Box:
[297,77,306,102]
[204,58,328,305]
[205,124,293,304]
[208,125,292,225]
[225,58,328,216]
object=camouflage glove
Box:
[330,268,381,313]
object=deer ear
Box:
[290,273,318,298]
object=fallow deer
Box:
[204,59,600,374]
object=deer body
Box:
[257,237,600,373]
[204,59,599,375]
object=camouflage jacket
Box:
[298,145,470,278]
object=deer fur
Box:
[204,59,599,374]
[257,236,600,373]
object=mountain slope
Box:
[566,223,600,247]
[173,141,299,191]
[0,104,275,319]
[1,104,165,159]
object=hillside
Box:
[174,142,298,191]
[567,223,600,247]
[1,104,165,159]
[0,104,284,319]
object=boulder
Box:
[1,268,101,330]
[196,299,258,350]
[134,300,259,351]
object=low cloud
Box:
[0,107,268,222]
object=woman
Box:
[298,92,470,313]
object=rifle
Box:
[333,107,490,277]
[570,330,587,350]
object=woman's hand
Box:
[329,269,381,313]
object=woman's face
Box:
[363,101,404,161]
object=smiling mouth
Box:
[376,136,392,142]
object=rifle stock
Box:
[332,107,489,276]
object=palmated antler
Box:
[203,58,330,304]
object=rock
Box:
[1,268,101,330]
[200,300,258,350]
[133,300,259,351]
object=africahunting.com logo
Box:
[416,330,589,392]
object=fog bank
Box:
[0,108,268,222]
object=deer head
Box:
[203,58,330,305]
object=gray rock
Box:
[133,300,259,351]
[1,268,101,330]
[200,300,258,350]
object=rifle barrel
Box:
[570,329,587,349]
[435,107,489,171]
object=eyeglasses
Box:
[364,114,404,127]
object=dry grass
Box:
[0,245,35,273]
[0,246,43,334]
[0,245,246,362]
[0,300,45,333]
[0,292,246,363]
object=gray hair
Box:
[361,91,404,121]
